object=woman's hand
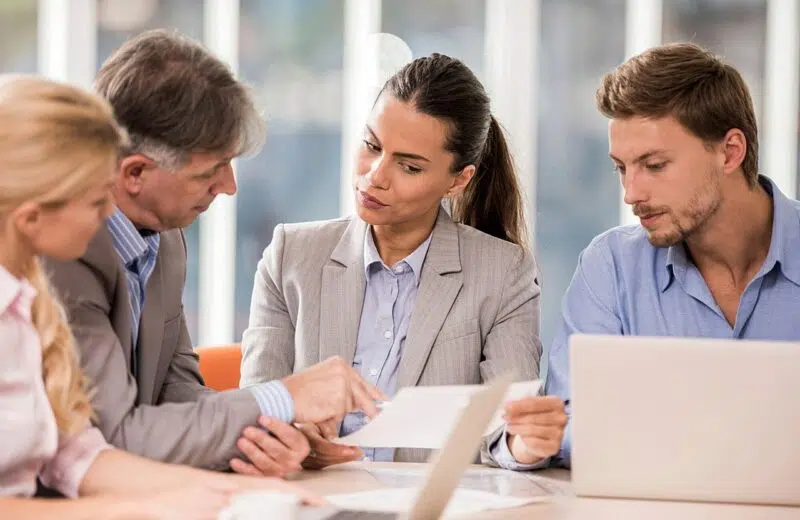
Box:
[504,395,568,465]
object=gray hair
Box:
[95,29,265,169]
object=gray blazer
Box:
[240,209,542,463]
[44,227,260,470]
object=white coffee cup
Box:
[219,490,300,520]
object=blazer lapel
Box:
[319,217,368,365]
[136,246,166,404]
[398,209,463,388]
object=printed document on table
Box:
[325,487,547,518]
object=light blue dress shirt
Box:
[341,228,432,461]
[342,227,532,467]
[107,209,293,423]
[546,176,800,468]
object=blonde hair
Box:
[0,75,126,434]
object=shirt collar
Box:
[0,264,37,321]
[106,208,159,268]
[662,175,800,291]
[363,227,433,286]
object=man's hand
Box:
[230,417,310,477]
[296,422,364,470]
[282,356,388,424]
[504,396,567,465]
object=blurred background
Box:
[3,0,797,375]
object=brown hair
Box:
[0,75,126,434]
[95,29,265,168]
[381,54,528,247]
[596,42,759,186]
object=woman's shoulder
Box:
[453,222,531,264]
[267,216,359,263]
[280,215,353,239]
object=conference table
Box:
[291,462,800,519]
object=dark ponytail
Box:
[451,116,527,247]
[381,53,529,247]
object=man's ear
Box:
[720,128,747,177]
[446,164,476,198]
[119,154,157,196]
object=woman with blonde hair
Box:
[0,75,320,519]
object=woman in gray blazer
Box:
[240,54,566,469]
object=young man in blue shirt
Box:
[511,42,800,468]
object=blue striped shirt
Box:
[107,209,160,353]
[107,209,294,423]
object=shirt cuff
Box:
[40,426,111,498]
[489,427,549,471]
[552,421,572,469]
[248,381,295,423]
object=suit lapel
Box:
[136,243,166,404]
[319,218,368,365]
[398,209,463,388]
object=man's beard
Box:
[637,170,722,248]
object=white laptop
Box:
[324,372,518,519]
[569,334,800,506]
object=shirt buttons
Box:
[394,265,405,274]
[383,330,392,339]
[369,368,379,376]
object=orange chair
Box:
[196,344,242,391]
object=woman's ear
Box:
[447,165,476,197]
[10,201,43,240]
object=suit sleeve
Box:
[477,245,542,383]
[157,308,214,403]
[45,257,262,470]
[478,246,544,469]
[240,224,297,386]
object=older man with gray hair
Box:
[45,29,381,478]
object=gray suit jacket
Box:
[44,227,260,470]
[240,209,542,463]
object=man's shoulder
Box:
[580,224,660,273]
[47,226,120,283]
[43,226,121,308]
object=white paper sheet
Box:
[334,381,540,449]
[326,487,546,518]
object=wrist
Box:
[101,497,153,520]
[508,434,545,465]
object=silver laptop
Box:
[569,334,800,506]
[325,373,516,519]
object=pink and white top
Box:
[0,265,109,498]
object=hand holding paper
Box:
[334,381,541,449]
[504,394,568,464]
